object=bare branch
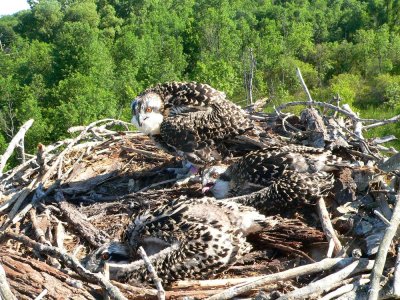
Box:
[137,246,165,300]
[0,119,34,175]
[0,231,128,300]
[296,67,313,103]
[277,260,374,299]
[205,258,355,300]
[317,197,343,256]
[0,263,17,300]
[369,194,400,300]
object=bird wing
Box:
[125,198,249,283]
[156,82,226,111]
[230,150,291,185]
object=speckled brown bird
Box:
[82,197,278,284]
[130,82,254,166]
[201,145,345,215]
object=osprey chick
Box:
[82,197,278,284]
[131,82,254,165]
[202,145,344,214]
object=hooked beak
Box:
[131,100,142,126]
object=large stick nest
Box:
[1,101,400,300]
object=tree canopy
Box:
[2,0,400,161]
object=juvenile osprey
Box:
[201,145,343,214]
[82,197,278,283]
[131,82,254,165]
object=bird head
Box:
[131,92,164,135]
[81,241,131,274]
[201,165,231,199]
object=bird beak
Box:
[136,114,142,126]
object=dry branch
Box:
[0,263,17,300]
[369,194,400,300]
[0,231,127,300]
[205,258,355,300]
[0,119,34,175]
[317,197,343,256]
[55,191,109,247]
[296,67,313,103]
[276,100,400,125]
[137,246,165,300]
[277,259,374,299]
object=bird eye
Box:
[101,252,110,260]
[146,107,152,113]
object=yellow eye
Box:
[101,252,110,260]
[146,107,152,113]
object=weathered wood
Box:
[317,197,343,257]
[277,260,374,299]
[369,194,400,300]
[0,262,17,300]
[205,258,355,300]
[55,191,110,247]
[0,250,95,300]
[1,231,127,300]
[0,119,34,175]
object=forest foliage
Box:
[2,0,400,164]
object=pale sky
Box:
[0,0,30,16]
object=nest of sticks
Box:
[2,78,400,299]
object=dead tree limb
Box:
[55,191,110,247]
[0,263,17,300]
[0,119,34,175]
[296,67,313,103]
[317,197,343,256]
[393,245,400,297]
[205,258,355,300]
[318,278,369,300]
[172,276,266,289]
[369,194,400,300]
[137,246,165,300]
[277,260,374,299]
[276,101,400,125]
[0,231,127,300]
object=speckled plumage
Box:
[131,82,254,164]
[82,197,277,284]
[202,145,342,214]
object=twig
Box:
[34,289,48,300]
[374,210,391,226]
[137,246,165,300]
[394,244,400,297]
[205,258,355,300]
[0,119,34,175]
[316,197,343,256]
[276,101,400,125]
[55,190,110,247]
[135,178,178,193]
[121,146,168,161]
[0,263,17,300]
[8,180,60,226]
[364,114,400,129]
[296,67,313,103]
[319,278,370,300]
[369,193,400,300]
[29,208,51,245]
[276,259,374,299]
[0,231,127,300]
[173,276,266,289]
